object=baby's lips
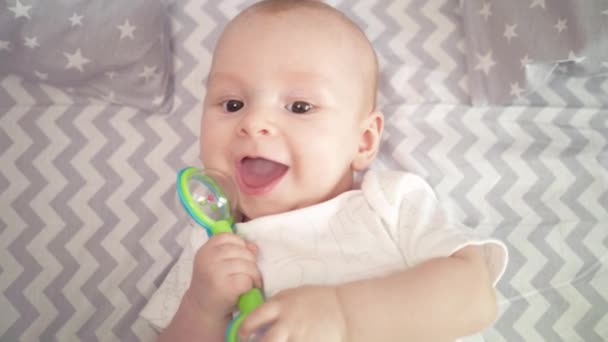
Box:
[237,157,288,190]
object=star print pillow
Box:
[462,0,608,107]
[0,0,172,113]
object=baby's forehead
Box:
[213,1,378,109]
[228,2,365,42]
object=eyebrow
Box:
[206,72,242,87]
[208,71,330,84]
[207,71,334,99]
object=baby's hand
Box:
[188,233,262,319]
[239,285,348,342]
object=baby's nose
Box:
[237,110,275,137]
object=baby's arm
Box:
[337,244,497,341]
[240,245,496,342]
[158,288,229,342]
[157,234,262,342]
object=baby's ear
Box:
[352,110,384,171]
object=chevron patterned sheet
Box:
[1,0,607,341]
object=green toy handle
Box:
[227,288,265,342]
[176,167,266,342]
[214,221,265,342]
[212,222,265,341]
[211,220,235,235]
[238,288,265,314]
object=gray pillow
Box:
[0,0,172,112]
[462,0,608,107]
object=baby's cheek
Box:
[200,135,227,168]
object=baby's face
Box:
[200,9,376,219]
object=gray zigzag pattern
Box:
[159,0,201,268]
[367,0,408,172]
[42,105,85,341]
[378,109,410,171]
[491,221,526,341]
[0,127,9,213]
[407,0,439,102]
[78,106,122,342]
[481,108,527,339]
[4,104,46,341]
[0,81,16,108]
[524,110,565,340]
[524,76,608,109]
[593,111,608,214]
[410,106,444,186]
[439,1,468,103]
[559,109,607,341]
[445,107,483,227]
[369,1,406,104]
[117,113,160,340]
[571,221,606,342]
[585,77,608,106]
[201,1,229,73]
[551,78,585,108]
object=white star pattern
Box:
[568,50,585,63]
[603,9,608,16]
[510,82,525,98]
[504,24,518,43]
[138,65,157,82]
[34,70,48,80]
[69,13,83,27]
[554,18,567,33]
[106,71,117,79]
[602,62,608,69]
[102,91,116,103]
[152,96,163,105]
[64,48,91,72]
[117,20,136,40]
[24,36,39,49]
[0,40,11,51]
[479,2,492,21]
[8,0,32,19]
[520,54,533,69]
[530,0,546,9]
[475,51,496,75]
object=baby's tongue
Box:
[239,157,288,188]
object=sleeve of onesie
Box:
[139,226,209,331]
[364,170,508,286]
[400,174,507,286]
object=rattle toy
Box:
[176,166,265,342]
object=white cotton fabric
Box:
[141,170,508,331]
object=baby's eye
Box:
[223,99,244,112]
[286,101,313,114]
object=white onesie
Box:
[141,170,508,331]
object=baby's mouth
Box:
[236,157,288,195]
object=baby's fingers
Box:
[226,259,263,292]
[240,302,281,341]
[208,232,247,248]
[214,243,257,263]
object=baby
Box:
[143,1,508,341]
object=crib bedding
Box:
[1,0,607,341]
[462,0,608,107]
[0,0,173,113]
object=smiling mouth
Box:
[235,157,288,195]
